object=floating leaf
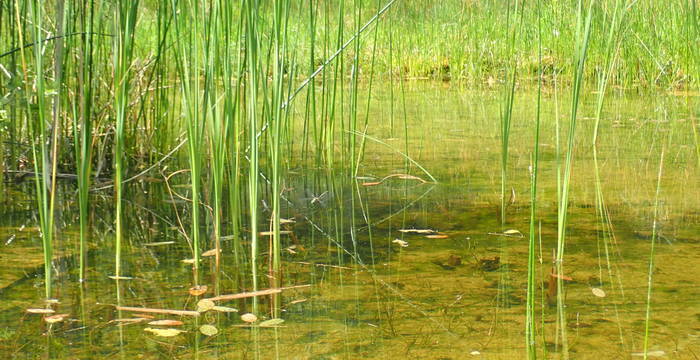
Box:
[425,234,448,239]
[44,314,69,324]
[144,327,185,337]
[259,318,285,327]
[398,229,435,234]
[196,299,215,312]
[361,182,381,186]
[240,313,258,323]
[27,308,55,314]
[591,288,606,298]
[212,306,238,313]
[189,285,208,296]
[201,249,220,257]
[502,229,523,237]
[148,320,184,326]
[199,324,218,336]
[392,239,409,247]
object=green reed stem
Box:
[556,1,595,357]
[113,0,139,279]
[643,145,666,359]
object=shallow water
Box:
[1,82,699,359]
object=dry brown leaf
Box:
[550,273,573,281]
[44,314,69,324]
[189,285,208,296]
[240,313,258,323]
[144,327,185,337]
[27,308,55,314]
[201,249,220,257]
[133,313,156,319]
[392,239,409,247]
[591,288,606,298]
[259,230,292,236]
[212,306,238,313]
[425,234,448,239]
[398,229,435,234]
[148,319,184,326]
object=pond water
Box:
[1,82,699,359]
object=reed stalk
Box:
[555,1,595,356]
[113,0,139,279]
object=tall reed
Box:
[74,0,96,282]
[555,1,595,356]
[18,0,57,299]
[113,0,139,278]
[244,0,262,308]
[499,0,523,225]
[642,143,666,360]
[526,0,543,356]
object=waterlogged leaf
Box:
[212,306,238,313]
[392,239,409,247]
[259,318,285,327]
[44,314,69,324]
[425,234,448,239]
[591,288,606,298]
[240,313,258,323]
[199,324,218,336]
[144,327,185,337]
[148,320,184,326]
[398,229,435,234]
[27,308,55,314]
[201,249,220,257]
[196,299,215,312]
[189,285,208,296]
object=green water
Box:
[1,83,699,359]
